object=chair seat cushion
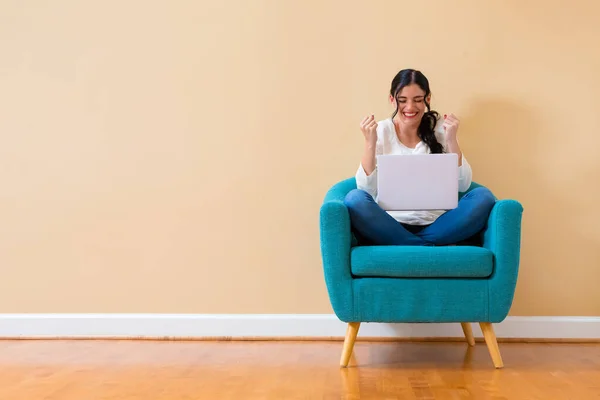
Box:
[350,246,494,278]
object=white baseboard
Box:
[0,314,598,340]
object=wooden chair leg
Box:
[479,322,504,368]
[340,322,360,367]
[461,322,476,346]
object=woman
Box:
[344,69,495,246]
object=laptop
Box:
[376,153,459,211]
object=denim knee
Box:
[343,189,372,212]
[468,187,496,214]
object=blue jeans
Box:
[343,187,495,246]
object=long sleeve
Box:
[355,136,383,199]
[355,162,377,198]
[457,154,473,192]
[434,119,472,192]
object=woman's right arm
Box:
[361,139,377,176]
[355,115,379,197]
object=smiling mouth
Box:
[403,112,418,118]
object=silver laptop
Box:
[376,153,459,211]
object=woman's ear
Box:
[389,94,395,105]
[426,94,432,104]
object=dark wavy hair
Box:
[390,69,444,154]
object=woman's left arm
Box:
[443,113,462,166]
[443,113,472,191]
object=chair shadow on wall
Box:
[459,96,537,319]
[461,96,599,316]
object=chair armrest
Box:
[323,177,356,203]
[319,178,356,322]
[483,199,524,322]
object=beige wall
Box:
[1,1,598,315]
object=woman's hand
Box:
[360,115,378,176]
[443,113,459,142]
[443,113,462,166]
[360,115,378,145]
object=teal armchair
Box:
[319,178,524,368]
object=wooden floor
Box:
[1,340,599,399]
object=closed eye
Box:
[397,96,425,103]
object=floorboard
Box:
[0,340,599,399]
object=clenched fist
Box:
[443,113,460,143]
[360,115,378,145]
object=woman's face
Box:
[390,84,430,126]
